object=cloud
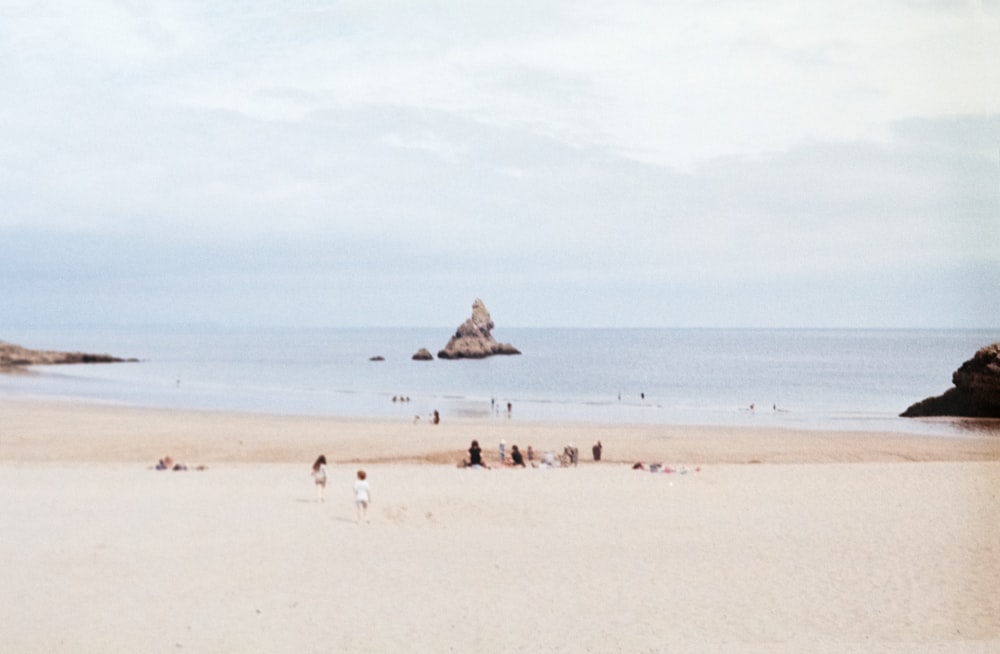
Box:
[0,2,997,328]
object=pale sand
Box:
[1,399,999,653]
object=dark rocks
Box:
[0,340,138,368]
[411,348,434,361]
[901,342,1000,418]
[437,299,521,360]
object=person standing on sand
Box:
[312,455,328,502]
[353,470,371,522]
[499,439,506,464]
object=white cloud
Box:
[0,1,997,327]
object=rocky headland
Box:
[901,342,1000,418]
[0,340,138,368]
[437,299,521,360]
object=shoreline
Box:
[2,396,997,467]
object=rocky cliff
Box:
[0,340,138,368]
[901,342,1000,418]
[437,299,521,360]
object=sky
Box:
[1,1,998,329]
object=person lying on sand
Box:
[155,456,188,471]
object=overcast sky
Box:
[2,1,998,329]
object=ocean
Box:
[1,326,997,437]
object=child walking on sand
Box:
[312,455,328,502]
[353,469,371,522]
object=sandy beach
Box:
[2,398,998,653]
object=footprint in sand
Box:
[383,506,408,524]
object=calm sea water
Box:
[2,326,998,436]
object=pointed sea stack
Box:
[437,299,521,360]
[901,342,1000,418]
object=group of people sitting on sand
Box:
[461,440,604,469]
[154,455,206,471]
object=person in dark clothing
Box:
[468,439,488,468]
[510,444,525,467]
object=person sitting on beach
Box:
[467,439,489,468]
[312,454,328,502]
[509,444,526,467]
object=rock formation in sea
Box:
[0,340,138,368]
[412,348,434,361]
[901,342,1000,418]
[437,299,521,360]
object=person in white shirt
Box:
[353,469,371,522]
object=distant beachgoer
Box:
[156,455,187,471]
[499,439,506,464]
[592,441,602,462]
[432,410,440,425]
[510,445,525,467]
[564,445,579,466]
[526,445,534,462]
[641,392,645,400]
[312,455,328,502]
[468,440,488,468]
[353,469,371,522]
[506,402,512,417]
